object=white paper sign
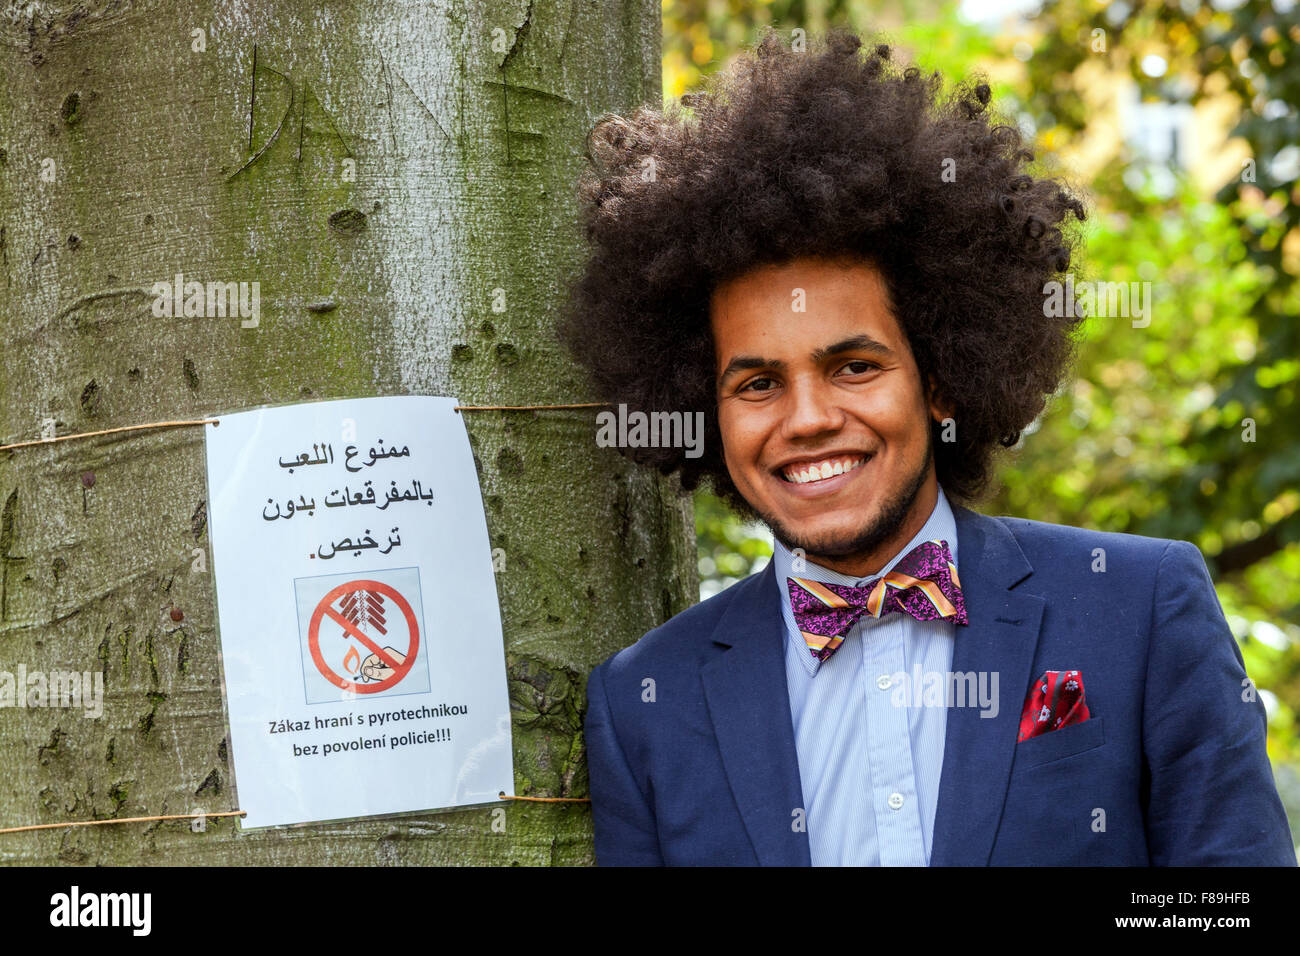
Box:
[202,396,514,828]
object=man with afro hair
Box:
[564,28,1294,866]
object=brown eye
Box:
[741,376,777,393]
[841,360,880,375]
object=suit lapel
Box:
[700,561,812,866]
[929,504,1045,866]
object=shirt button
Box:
[876,674,892,690]
[888,792,905,810]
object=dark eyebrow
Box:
[812,335,896,362]
[717,355,784,387]
[717,335,896,387]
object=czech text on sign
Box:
[203,396,513,828]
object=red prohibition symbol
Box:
[308,579,419,694]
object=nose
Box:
[780,374,845,441]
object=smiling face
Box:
[711,256,952,577]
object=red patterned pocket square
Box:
[1018,670,1091,742]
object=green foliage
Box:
[695,487,772,599]
[1003,0,1300,779]
[663,0,985,98]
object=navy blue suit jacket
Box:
[584,504,1297,865]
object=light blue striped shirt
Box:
[773,485,959,866]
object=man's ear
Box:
[926,375,954,423]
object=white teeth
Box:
[782,456,866,484]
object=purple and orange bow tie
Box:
[787,539,967,662]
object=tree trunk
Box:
[0,0,694,864]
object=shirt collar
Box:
[772,484,959,673]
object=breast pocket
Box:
[1011,717,1106,774]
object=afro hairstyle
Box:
[559,26,1088,515]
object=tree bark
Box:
[0,0,694,864]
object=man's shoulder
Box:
[591,563,770,683]
[973,508,1216,615]
[978,508,1184,566]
